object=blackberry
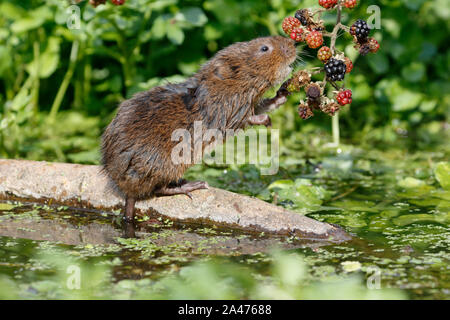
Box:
[282,17,301,35]
[319,0,338,9]
[295,70,311,87]
[350,19,370,40]
[306,83,321,102]
[324,58,347,81]
[368,37,380,53]
[89,0,106,7]
[344,57,353,73]
[358,43,371,56]
[287,70,311,92]
[320,102,340,116]
[305,31,323,49]
[344,0,357,9]
[295,9,310,26]
[336,89,352,106]
[317,46,332,63]
[290,27,305,42]
[298,103,314,120]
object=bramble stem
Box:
[332,111,340,146]
[329,1,344,146]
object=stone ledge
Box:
[0,159,351,242]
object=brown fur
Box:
[101,36,297,208]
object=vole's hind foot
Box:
[248,114,272,127]
[122,220,136,238]
[123,196,136,223]
[155,181,209,199]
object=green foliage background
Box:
[0,1,449,300]
[0,0,449,162]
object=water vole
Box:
[101,36,297,222]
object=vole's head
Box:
[198,36,297,91]
[245,36,297,85]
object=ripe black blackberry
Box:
[350,19,371,40]
[324,58,347,81]
[295,9,309,26]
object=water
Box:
[0,145,448,299]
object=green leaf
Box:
[0,203,16,211]
[149,0,178,10]
[180,8,208,27]
[0,46,12,76]
[26,37,61,79]
[341,261,362,273]
[11,17,45,33]
[10,6,52,33]
[393,212,449,226]
[435,162,450,190]
[398,177,426,189]
[419,99,437,112]
[401,62,425,83]
[151,16,167,39]
[267,179,294,190]
[167,24,184,45]
[330,200,379,213]
[0,2,27,20]
[267,179,326,213]
[392,90,422,112]
[367,53,389,74]
[400,0,426,11]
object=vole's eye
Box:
[260,45,269,52]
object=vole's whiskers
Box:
[295,55,307,67]
[299,51,315,59]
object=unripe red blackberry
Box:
[111,0,125,4]
[336,89,352,106]
[350,19,371,41]
[325,58,346,81]
[89,0,106,7]
[344,0,357,9]
[282,17,301,35]
[317,46,332,63]
[368,37,380,53]
[306,31,323,49]
[290,27,305,42]
[298,103,314,120]
[319,0,338,9]
[344,57,353,73]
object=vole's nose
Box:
[283,38,298,61]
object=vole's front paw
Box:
[248,114,272,127]
[273,95,287,108]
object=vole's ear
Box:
[212,59,239,80]
[213,65,230,80]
